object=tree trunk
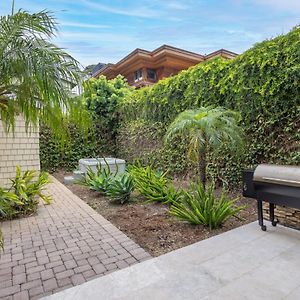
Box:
[198,155,207,188]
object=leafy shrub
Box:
[129,164,181,204]
[106,173,134,204]
[9,166,51,215]
[0,166,51,219]
[170,183,243,229]
[0,188,21,218]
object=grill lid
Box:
[253,164,300,187]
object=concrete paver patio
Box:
[0,177,151,300]
[44,221,300,300]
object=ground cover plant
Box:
[0,166,51,219]
[0,187,21,218]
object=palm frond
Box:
[0,9,90,139]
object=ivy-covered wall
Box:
[40,125,99,172]
[40,26,300,186]
[117,26,300,185]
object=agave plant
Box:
[77,161,117,194]
[106,173,134,204]
[170,183,244,229]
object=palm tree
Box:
[0,3,88,136]
[165,106,244,187]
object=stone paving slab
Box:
[0,176,151,300]
[43,221,300,300]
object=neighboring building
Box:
[93,45,237,88]
[91,63,107,77]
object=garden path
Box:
[0,176,151,300]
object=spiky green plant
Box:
[10,166,51,215]
[77,162,116,194]
[165,107,244,187]
[106,173,134,204]
[170,183,243,229]
[0,3,90,138]
[129,164,181,204]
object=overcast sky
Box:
[1,0,299,67]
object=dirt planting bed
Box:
[54,171,257,257]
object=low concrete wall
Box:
[0,116,40,187]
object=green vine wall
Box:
[40,26,300,186]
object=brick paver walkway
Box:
[0,176,151,300]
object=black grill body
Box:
[242,169,256,198]
[242,164,300,231]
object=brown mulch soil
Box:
[53,171,257,257]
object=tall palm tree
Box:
[0,4,88,136]
[165,106,244,187]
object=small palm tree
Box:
[0,3,88,136]
[165,106,244,187]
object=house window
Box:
[147,69,156,80]
[134,69,143,82]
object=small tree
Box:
[165,106,244,187]
[84,75,132,154]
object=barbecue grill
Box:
[242,164,300,231]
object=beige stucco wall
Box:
[0,116,40,187]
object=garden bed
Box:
[54,171,257,257]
